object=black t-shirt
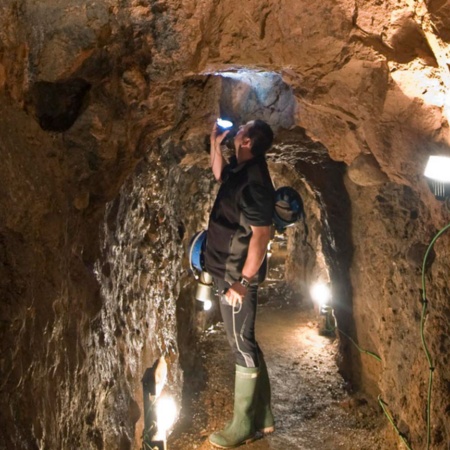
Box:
[204,156,275,284]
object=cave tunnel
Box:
[167,71,360,448]
[167,71,363,449]
[1,1,450,450]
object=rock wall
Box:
[1,0,450,449]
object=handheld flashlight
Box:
[216,118,233,132]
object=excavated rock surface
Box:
[1,0,450,449]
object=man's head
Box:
[234,120,274,161]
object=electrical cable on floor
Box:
[420,221,450,450]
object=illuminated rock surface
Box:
[1,0,450,449]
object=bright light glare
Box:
[217,118,233,129]
[157,396,177,435]
[424,156,450,182]
[203,299,213,311]
[212,70,276,80]
[310,282,331,307]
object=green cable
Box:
[318,307,381,362]
[337,330,413,447]
[420,221,450,450]
[337,328,382,363]
[328,220,450,450]
[378,396,413,450]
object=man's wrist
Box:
[238,276,250,288]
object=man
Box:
[204,119,275,448]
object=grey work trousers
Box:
[214,278,261,368]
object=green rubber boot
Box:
[254,354,275,434]
[209,365,259,449]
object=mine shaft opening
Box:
[171,69,358,444]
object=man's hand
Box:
[225,281,247,307]
[210,122,229,181]
[211,122,230,146]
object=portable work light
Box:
[424,155,450,200]
[142,358,178,450]
[310,281,335,336]
[156,396,177,437]
[203,299,213,311]
[310,282,332,314]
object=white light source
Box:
[142,358,172,448]
[203,299,213,311]
[310,282,332,310]
[424,156,450,182]
[216,118,233,129]
[156,396,177,436]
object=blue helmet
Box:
[188,230,207,272]
[273,187,304,231]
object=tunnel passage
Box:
[170,70,359,414]
[271,126,356,382]
[72,66,365,449]
[96,64,449,447]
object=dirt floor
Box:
[169,283,387,450]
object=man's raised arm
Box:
[210,122,228,181]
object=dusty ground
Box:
[169,283,387,450]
